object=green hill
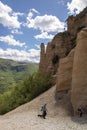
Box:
[0,58,38,93]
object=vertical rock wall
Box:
[39,7,87,115]
[71,28,87,114]
[56,49,74,92]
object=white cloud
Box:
[30,8,39,14]
[67,0,87,14]
[35,32,54,40]
[0,48,40,63]
[35,44,40,49]
[27,8,39,20]
[13,12,24,17]
[27,14,64,32]
[0,1,22,28]
[0,35,25,47]
[11,29,23,34]
[26,10,65,40]
[28,49,40,58]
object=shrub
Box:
[0,71,52,114]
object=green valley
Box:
[0,58,38,93]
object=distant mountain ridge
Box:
[0,58,38,93]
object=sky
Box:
[0,0,87,63]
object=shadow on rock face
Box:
[55,89,74,116]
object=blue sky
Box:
[0,0,87,63]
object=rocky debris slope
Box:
[0,85,87,130]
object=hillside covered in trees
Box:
[0,58,38,93]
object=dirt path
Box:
[0,86,87,130]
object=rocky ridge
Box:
[39,7,87,115]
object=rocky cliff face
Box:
[71,28,87,114]
[56,49,74,92]
[67,7,87,37]
[39,7,87,115]
[39,7,87,76]
[56,28,87,115]
[39,32,74,75]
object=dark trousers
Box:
[43,111,47,119]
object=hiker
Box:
[42,104,47,119]
[78,107,83,117]
[38,104,47,119]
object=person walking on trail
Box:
[38,104,47,119]
[41,104,47,119]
